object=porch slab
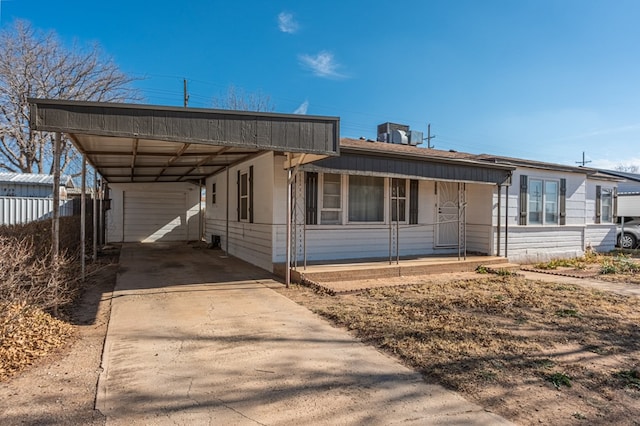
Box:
[281,256,510,288]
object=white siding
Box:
[585,224,617,251]
[205,152,275,272]
[503,226,585,263]
[107,182,200,243]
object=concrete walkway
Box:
[97,243,511,425]
[520,270,640,298]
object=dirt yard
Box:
[1,249,639,425]
[279,272,640,426]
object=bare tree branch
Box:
[0,20,142,175]
[212,84,275,112]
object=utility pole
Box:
[576,151,591,167]
[183,78,189,107]
[424,123,436,148]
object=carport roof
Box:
[29,99,340,184]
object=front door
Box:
[436,182,459,247]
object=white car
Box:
[617,219,640,249]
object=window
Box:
[211,183,216,204]
[239,172,249,221]
[527,178,558,225]
[349,175,384,222]
[237,167,253,222]
[391,178,406,222]
[596,185,615,223]
[321,173,342,224]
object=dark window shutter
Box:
[249,166,254,223]
[559,178,566,225]
[519,175,528,225]
[409,179,419,224]
[305,172,318,225]
[236,170,240,221]
[613,187,618,222]
[595,185,601,224]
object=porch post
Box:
[457,182,461,261]
[505,184,509,257]
[81,154,86,281]
[285,154,292,288]
[463,183,467,260]
[388,181,392,264]
[497,185,502,257]
[225,167,230,253]
[93,169,98,262]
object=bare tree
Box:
[615,164,639,174]
[212,84,275,112]
[0,20,140,174]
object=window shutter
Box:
[409,179,419,224]
[236,170,240,221]
[519,175,528,225]
[613,187,618,222]
[305,172,318,225]
[595,185,601,224]
[249,166,254,223]
[559,178,566,225]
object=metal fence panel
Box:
[0,197,74,225]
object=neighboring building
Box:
[203,126,620,271]
[0,173,74,198]
[0,173,75,225]
[597,169,640,219]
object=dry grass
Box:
[281,275,640,425]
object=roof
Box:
[0,172,74,187]
[597,169,640,182]
[29,99,340,184]
[306,138,515,185]
[340,139,619,179]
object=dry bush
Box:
[0,217,86,379]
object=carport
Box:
[29,99,339,284]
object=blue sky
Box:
[2,0,640,169]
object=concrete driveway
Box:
[97,243,511,425]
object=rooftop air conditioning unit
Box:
[377,122,409,143]
[409,130,423,146]
[391,129,409,145]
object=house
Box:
[597,169,640,219]
[0,173,75,225]
[204,124,620,271]
[28,100,620,279]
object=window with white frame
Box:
[391,178,406,222]
[348,175,384,222]
[528,178,559,225]
[320,173,342,224]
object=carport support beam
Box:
[81,155,86,281]
[93,169,98,262]
[52,132,61,259]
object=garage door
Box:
[123,191,187,242]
